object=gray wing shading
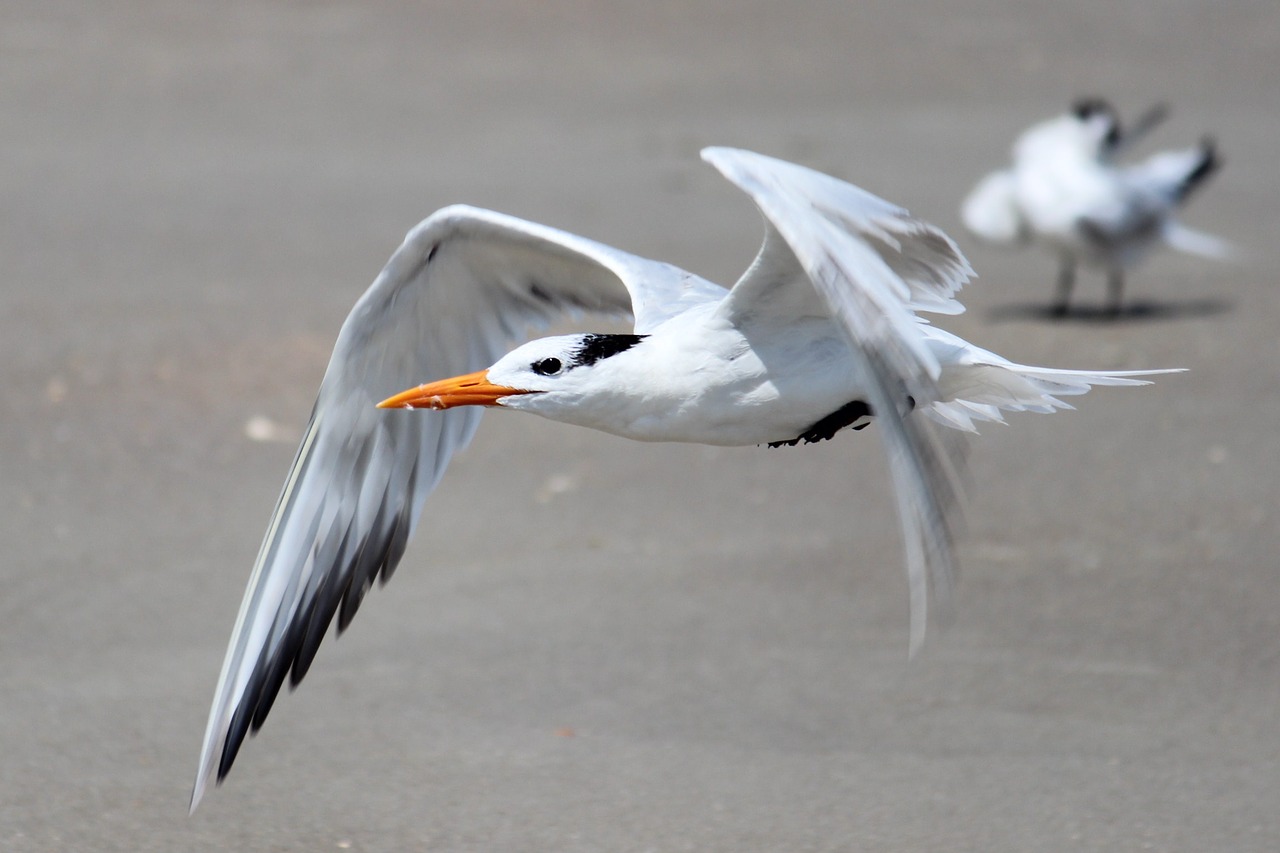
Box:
[191,205,723,810]
[1083,142,1232,261]
[702,146,973,656]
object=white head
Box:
[377,333,649,420]
[1015,97,1122,164]
[1068,97,1122,150]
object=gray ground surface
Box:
[3,2,1278,850]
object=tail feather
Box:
[925,333,1182,432]
[1127,137,1235,261]
[1163,222,1239,262]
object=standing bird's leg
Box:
[1051,256,1076,317]
[1105,267,1125,317]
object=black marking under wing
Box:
[769,400,874,447]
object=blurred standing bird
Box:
[961,98,1231,317]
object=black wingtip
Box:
[219,693,256,782]
[211,441,426,790]
[1178,136,1222,202]
[289,568,341,688]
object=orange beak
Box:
[376,369,533,410]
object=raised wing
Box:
[702,146,973,656]
[1103,101,1169,159]
[191,205,721,809]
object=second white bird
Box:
[961,98,1230,315]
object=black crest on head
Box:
[1071,97,1115,121]
[571,334,647,368]
[1070,97,1121,147]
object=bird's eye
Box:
[531,357,563,376]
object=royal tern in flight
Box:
[961,98,1231,316]
[191,147,1177,810]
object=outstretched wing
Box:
[192,205,722,809]
[702,146,973,657]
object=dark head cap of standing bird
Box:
[1070,97,1123,149]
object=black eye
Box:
[531,357,562,376]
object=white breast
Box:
[538,311,869,447]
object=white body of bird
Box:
[192,147,1178,809]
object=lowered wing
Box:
[191,205,720,809]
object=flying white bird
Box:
[191,147,1177,810]
[961,98,1230,316]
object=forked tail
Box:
[923,327,1183,433]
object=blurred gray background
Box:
[3,2,1277,851]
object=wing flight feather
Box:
[703,146,973,656]
[191,206,722,809]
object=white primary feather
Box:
[704,147,974,655]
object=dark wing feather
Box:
[191,205,724,809]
